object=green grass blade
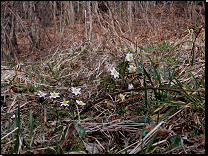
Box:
[142,67,153,87]
[191,44,195,65]
[164,68,175,97]
[140,53,158,100]
[188,69,200,89]
[55,65,59,78]
[143,77,148,107]
[55,137,61,153]
[60,66,71,77]
[142,66,158,99]
[165,59,179,73]
[6,112,12,130]
[47,63,55,77]
[150,100,187,107]
[29,69,33,81]
[2,51,14,68]
[148,55,162,86]
[174,78,184,89]
[13,103,21,153]
[29,110,33,140]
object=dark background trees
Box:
[1,1,204,62]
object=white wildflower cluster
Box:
[36,53,138,107]
[110,53,136,77]
[37,86,85,107]
[126,53,136,73]
[110,53,135,101]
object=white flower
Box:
[126,53,133,62]
[76,100,86,106]
[60,100,69,106]
[11,114,22,119]
[71,87,81,95]
[49,92,60,99]
[128,65,136,73]
[128,84,134,89]
[37,91,47,97]
[119,94,126,101]
[11,115,16,119]
[110,67,119,79]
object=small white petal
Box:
[119,94,125,101]
[128,84,134,89]
[61,103,69,107]
[11,114,22,119]
[49,92,60,98]
[126,53,133,62]
[110,68,119,79]
[128,65,136,73]
[11,115,16,119]
[71,87,81,95]
[37,91,47,97]
[60,100,69,105]
[76,100,86,106]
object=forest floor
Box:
[1,3,205,154]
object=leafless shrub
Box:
[1,1,204,62]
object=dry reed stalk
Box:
[43,105,47,123]
[88,1,92,43]
[1,24,19,66]
[53,1,57,43]
[84,9,87,40]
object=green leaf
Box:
[141,129,150,138]
[77,126,85,138]
[16,87,24,92]
[80,115,85,119]
[131,119,139,123]
[189,131,195,137]
[138,117,153,123]
[168,135,181,148]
